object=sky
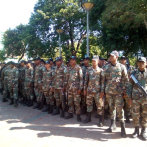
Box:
[0,0,38,49]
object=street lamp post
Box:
[82,2,94,57]
[56,29,63,57]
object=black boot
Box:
[132,126,139,138]
[104,109,108,120]
[60,109,65,118]
[22,97,27,104]
[64,113,73,119]
[14,99,18,107]
[120,122,126,138]
[42,104,50,112]
[83,112,91,123]
[38,102,43,110]
[105,119,116,132]
[98,115,103,127]
[125,115,130,123]
[33,102,40,109]
[81,106,87,115]
[48,105,53,114]
[28,100,33,107]
[23,99,28,106]
[2,98,8,102]
[9,98,14,105]
[140,127,147,141]
[77,114,82,122]
[51,107,60,115]
[25,99,30,106]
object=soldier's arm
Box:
[52,69,55,88]
[121,65,129,92]
[31,68,34,83]
[63,67,67,88]
[84,70,89,91]
[101,68,106,93]
[14,69,19,84]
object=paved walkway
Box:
[0,95,147,147]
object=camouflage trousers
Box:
[81,89,86,107]
[132,98,147,127]
[106,93,124,122]
[34,84,42,102]
[124,98,131,116]
[68,88,81,114]
[25,82,34,100]
[43,88,54,105]
[86,92,103,115]
[19,81,26,98]
[8,83,18,100]
[3,81,9,99]
[54,89,64,108]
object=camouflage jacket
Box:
[8,67,19,85]
[52,65,67,89]
[42,68,53,90]
[65,65,83,90]
[2,65,11,82]
[19,66,26,81]
[126,68,147,100]
[25,66,34,84]
[34,64,44,86]
[101,62,128,94]
[84,66,103,93]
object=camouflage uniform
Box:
[2,65,11,99]
[81,65,91,107]
[52,65,67,108]
[34,64,44,102]
[65,65,83,114]
[8,66,19,100]
[19,66,26,98]
[101,62,128,122]
[42,67,54,105]
[127,68,147,127]
[84,66,103,115]
[25,66,34,100]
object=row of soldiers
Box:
[0,50,147,141]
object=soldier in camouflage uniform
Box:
[18,60,26,104]
[83,56,104,127]
[100,51,128,138]
[64,56,83,122]
[51,57,67,117]
[2,62,11,102]
[0,62,6,97]
[126,57,147,141]
[120,56,134,123]
[33,57,44,110]
[81,57,91,114]
[8,62,19,107]
[24,60,34,107]
[41,61,54,113]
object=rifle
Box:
[131,72,147,99]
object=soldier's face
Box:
[137,61,146,69]
[92,60,98,66]
[56,61,61,67]
[21,62,25,66]
[109,55,117,62]
[35,60,40,65]
[120,59,127,65]
[84,59,89,65]
[70,59,76,65]
[45,64,50,68]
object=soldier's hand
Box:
[77,89,81,95]
[84,90,87,96]
[128,99,132,106]
[100,92,104,98]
